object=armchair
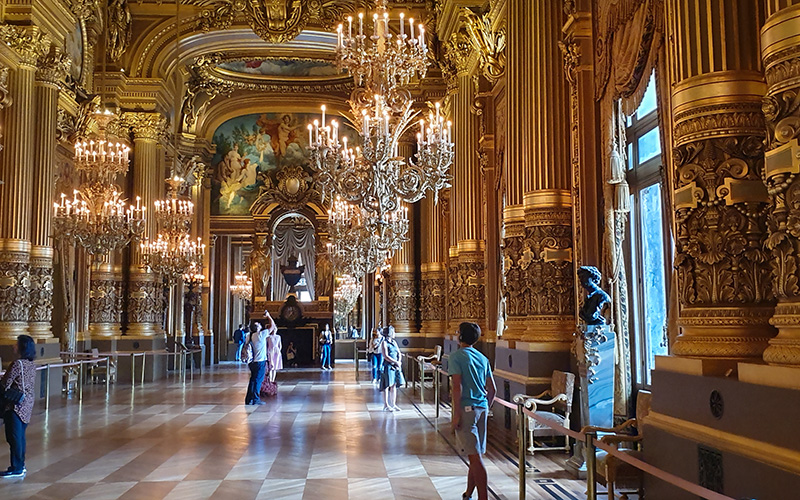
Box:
[88,348,117,384]
[417,345,443,403]
[583,390,652,500]
[513,370,576,454]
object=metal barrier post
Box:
[105,357,111,396]
[130,354,136,388]
[434,369,440,419]
[78,361,84,402]
[419,359,425,403]
[517,401,527,500]
[585,431,597,500]
[141,353,146,385]
[354,346,358,380]
[44,364,50,412]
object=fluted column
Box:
[0,30,48,339]
[28,49,69,339]
[122,112,166,337]
[388,142,417,335]
[667,0,775,360]
[449,69,486,331]
[761,1,800,365]
[513,0,574,345]
[420,193,447,343]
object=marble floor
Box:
[0,363,587,499]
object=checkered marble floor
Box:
[0,364,586,499]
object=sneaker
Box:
[392,405,401,412]
[0,469,25,479]
[383,406,394,412]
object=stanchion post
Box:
[419,359,425,402]
[585,431,597,500]
[105,357,111,396]
[78,361,84,402]
[354,346,358,380]
[44,364,50,412]
[434,369,440,419]
[516,401,527,500]
[141,353,146,385]
[130,354,136,389]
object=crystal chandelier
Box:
[336,0,428,94]
[230,271,253,301]
[326,196,407,278]
[334,274,362,326]
[53,110,146,255]
[140,176,204,284]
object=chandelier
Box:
[140,176,204,284]
[334,273,362,325]
[53,110,146,255]
[230,271,253,301]
[336,0,428,93]
[327,196,407,278]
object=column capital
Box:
[463,9,506,83]
[35,47,71,86]
[0,25,50,67]
[120,111,167,141]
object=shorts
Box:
[455,406,488,455]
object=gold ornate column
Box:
[761,2,800,365]
[388,142,417,337]
[668,0,775,361]
[88,258,123,337]
[447,39,486,332]
[121,112,166,337]
[29,48,69,339]
[420,193,447,345]
[0,27,49,339]
[518,0,574,346]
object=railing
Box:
[399,354,737,500]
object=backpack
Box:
[241,334,253,364]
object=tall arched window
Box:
[625,72,669,385]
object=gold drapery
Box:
[595,0,664,422]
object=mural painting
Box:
[217,59,341,78]
[210,112,354,215]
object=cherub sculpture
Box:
[577,266,610,326]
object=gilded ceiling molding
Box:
[182,72,234,134]
[196,0,362,44]
[462,8,505,83]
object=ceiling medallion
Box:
[197,0,363,44]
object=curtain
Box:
[271,224,316,300]
[595,0,664,423]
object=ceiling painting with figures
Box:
[211,112,355,215]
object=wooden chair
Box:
[513,370,576,454]
[584,390,652,499]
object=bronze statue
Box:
[578,266,610,326]
[315,247,332,299]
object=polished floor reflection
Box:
[0,364,585,499]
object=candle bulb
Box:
[410,18,415,40]
[321,105,326,129]
[348,16,353,39]
[359,12,363,37]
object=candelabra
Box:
[53,110,146,255]
[230,271,253,301]
[334,274,362,329]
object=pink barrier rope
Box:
[522,406,585,441]
[493,396,517,411]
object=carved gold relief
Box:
[0,25,51,66]
[420,274,445,322]
[197,0,362,44]
[0,251,31,324]
[462,9,505,82]
[120,111,167,142]
[388,273,416,324]
[28,259,53,323]
[108,0,132,62]
[448,259,486,321]
[127,275,163,324]
[36,47,72,85]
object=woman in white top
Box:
[265,314,282,383]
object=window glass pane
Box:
[637,73,658,119]
[627,142,634,171]
[639,183,668,381]
[638,127,661,163]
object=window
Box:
[625,72,668,386]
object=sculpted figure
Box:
[577,266,610,326]
[249,235,271,298]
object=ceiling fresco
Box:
[216,58,343,78]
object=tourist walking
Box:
[367,328,383,386]
[319,323,333,370]
[244,318,269,405]
[266,321,282,383]
[379,326,404,411]
[449,322,496,500]
[0,335,36,479]
[233,323,246,361]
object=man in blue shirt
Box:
[449,322,496,500]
